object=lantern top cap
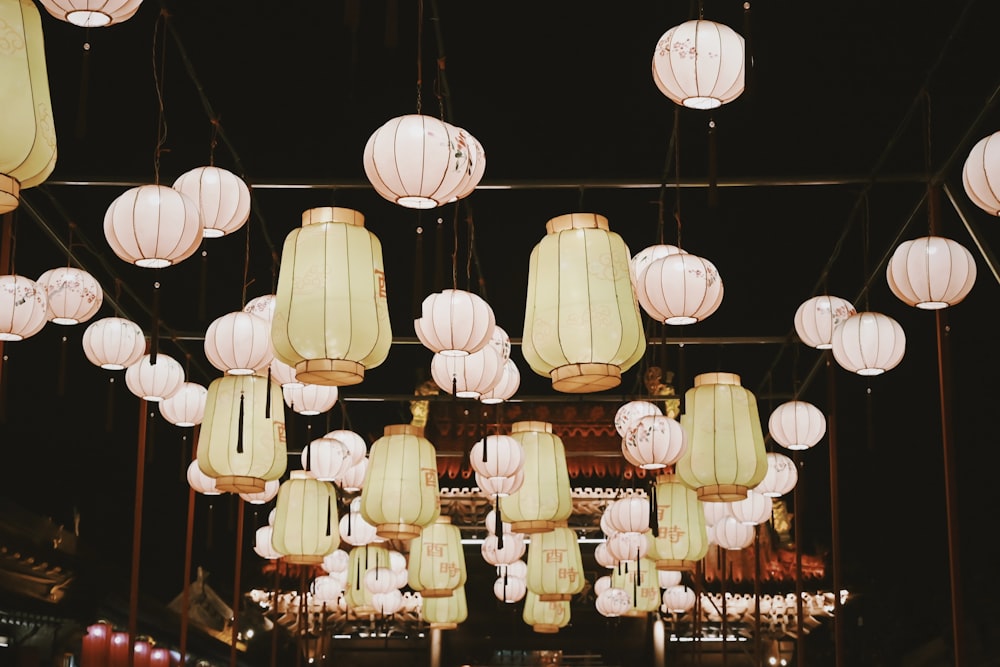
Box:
[511,420,553,434]
[693,372,741,387]
[384,423,425,438]
[435,515,453,524]
[301,207,365,228]
[290,470,310,480]
[546,213,610,234]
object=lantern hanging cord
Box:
[451,203,460,290]
[415,0,424,115]
[656,104,680,246]
[151,10,169,185]
[673,107,683,248]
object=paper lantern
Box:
[623,414,687,470]
[196,374,286,494]
[270,471,340,565]
[658,570,683,589]
[37,0,142,27]
[272,207,391,386]
[186,460,220,496]
[336,458,367,493]
[282,382,338,416]
[614,400,662,438]
[652,473,709,571]
[339,502,379,547]
[172,165,251,238]
[104,184,203,268]
[447,128,486,202]
[324,429,367,466]
[240,479,280,505]
[522,591,570,633]
[82,316,145,369]
[312,574,345,603]
[756,452,798,497]
[301,436,351,481]
[713,515,754,550]
[343,544,390,613]
[501,421,573,534]
[407,516,466,598]
[36,267,103,325]
[676,372,768,502]
[322,549,350,575]
[594,542,616,569]
[605,530,649,565]
[703,500,733,528]
[359,424,440,541]
[887,236,976,309]
[831,311,906,376]
[962,130,1000,215]
[0,0,57,214]
[662,585,696,613]
[522,213,646,392]
[158,381,207,427]
[638,252,724,325]
[469,434,524,485]
[494,575,527,603]
[768,400,826,451]
[431,344,505,398]
[125,353,184,402]
[421,585,468,630]
[204,311,273,376]
[0,275,47,341]
[610,556,660,613]
[794,295,856,350]
[371,589,404,615]
[730,489,773,525]
[414,288,495,356]
[481,533,526,566]
[652,19,746,109]
[477,470,523,498]
[596,587,632,617]
[480,358,521,404]
[525,522,585,602]
[630,244,686,293]
[605,497,650,535]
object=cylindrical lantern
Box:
[676,372,768,502]
[124,353,184,402]
[610,556,660,614]
[831,311,906,376]
[623,414,687,470]
[36,267,103,325]
[282,382,338,416]
[501,421,573,534]
[204,311,274,376]
[272,207,391,386]
[522,213,645,393]
[768,400,826,451]
[158,381,207,427]
[0,0,57,214]
[37,0,142,27]
[756,452,798,497]
[653,473,709,571]
[360,424,440,540]
[637,252,724,325]
[0,275,47,341]
[421,585,468,630]
[431,344,505,398]
[522,591,570,634]
[887,236,976,309]
[104,184,203,268]
[962,130,1000,215]
[407,516,466,598]
[270,471,340,565]
[82,316,145,370]
[793,295,856,350]
[414,288,496,356]
[652,19,746,109]
[196,374,287,493]
[172,165,251,238]
[525,521,585,602]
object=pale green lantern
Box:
[652,473,709,571]
[196,374,286,494]
[525,521,585,602]
[676,372,768,502]
[272,207,392,386]
[343,544,390,614]
[360,424,441,541]
[501,421,573,534]
[522,591,570,634]
[521,213,646,393]
[421,584,468,630]
[407,516,466,598]
[0,0,57,214]
[610,556,660,615]
[270,471,340,565]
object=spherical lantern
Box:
[480,358,521,404]
[638,252,724,325]
[676,372,768,502]
[963,131,1000,215]
[652,19,746,109]
[594,542,616,569]
[469,434,524,485]
[414,288,495,356]
[525,522,585,602]
[312,574,346,603]
[662,585,697,614]
[658,570,683,589]
[243,293,276,322]
[36,267,103,325]
[322,549,349,575]
[272,207,392,386]
[158,381,207,427]
[37,0,142,27]
[652,473,709,571]
[0,275,47,341]
[831,311,906,376]
[371,589,404,615]
[499,560,528,580]
[523,591,570,633]
[104,184,203,268]
[360,424,440,541]
[522,213,646,393]
[421,585,468,630]
[336,457,368,493]
[756,452,798,497]
[240,479,280,505]
[794,295,856,350]
[494,575,527,603]
[172,165,251,238]
[125,353,184,402]
[703,500,732,528]
[253,525,282,560]
[186,460,221,496]
[729,489,773,525]
[605,497,650,535]
[713,515,754,550]
[364,567,398,596]
[481,533,526,566]
[82,316,145,370]
[768,400,826,451]
[623,414,687,470]
[267,357,300,388]
[282,382,338,416]
[446,128,486,202]
[407,516,466,598]
[301,436,351,481]
[431,344,505,398]
[477,470,524,498]
[484,509,511,536]
[204,311,273,376]
[339,503,379,547]
[614,400,662,438]
[270,471,340,565]
[596,588,632,618]
[501,421,573,534]
[630,244,686,294]
[196,374,286,494]
[887,236,976,309]
[0,0,57,214]
[324,429,367,467]
[606,530,649,565]
[363,114,474,209]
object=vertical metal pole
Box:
[128,400,149,667]
[231,498,246,667]
[429,627,442,667]
[179,426,199,666]
[825,352,845,667]
[754,527,762,667]
[793,450,805,667]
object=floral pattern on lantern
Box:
[756,452,798,498]
[962,130,1000,215]
[794,295,856,350]
[172,165,251,238]
[831,311,906,376]
[652,19,746,109]
[104,184,203,268]
[623,414,687,470]
[0,275,47,341]
[36,267,103,325]
[887,236,976,310]
[637,252,724,325]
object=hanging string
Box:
[151,280,161,364]
[463,202,488,300]
[415,0,424,114]
[198,250,208,323]
[673,107,684,249]
[433,217,445,293]
[57,336,68,397]
[648,482,658,536]
[305,423,313,471]
[862,193,871,312]
[151,10,169,185]
[707,118,718,208]
[451,203,460,290]
[75,29,91,140]
[923,91,940,236]
[412,226,425,320]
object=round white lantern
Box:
[431,344,505,398]
[831,311,906,376]
[302,436,352,481]
[638,252,723,325]
[480,358,521,404]
[630,244,686,294]
[887,236,976,309]
[663,585,697,613]
[469,435,524,484]
[187,460,221,496]
[614,400,662,438]
[240,479,280,505]
[324,429,368,467]
[756,452,798,497]
[82,316,145,369]
[125,353,184,401]
[243,294,276,322]
[37,0,142,27]
[282,383,338,415]
[481,533,526,566]
[652,19,746,109]
[104,184,203,268]
[596,588,632,617]
[729,489,773,525]
[703,500,733,528]
[447,129,486,202]
[0,275,47,341]
[658,570,683,589]
[253,524,282,560]
[594,542,616,569]
[172,165,251,238]
[794,295,856,349]
[414,289,496,356]
[322,549,350,575]
[623,414,687,469]
[158,381,208,427]
[713,516,755,550]
[204,310,274,376]
[335,458,368,493]
[267,357,301,388]
[768,400,826,451]
[605,497,650,535]
[312,574,346,603]
[36,267,103,325]
[476,470,524,498]
[962,131,1000,215]
[494,575,526,603]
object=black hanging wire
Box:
[673,107,684,250]
[413,225,425,320]
[150,279,160,364]
[198,250,208,322]
[75,27,91,140]
[743,3,753,100]
[707,117,719,208]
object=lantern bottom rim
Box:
[511,520,557,534]
[551,363,621,393]
[655,559,697,572]
[532,624,560,634]
[419,589,455,598]
[538,593,571,602]
[697,484,749,503]
[430,623,458,630]
[296,359,365,386]
[0,174,19,215]
[376,522,423,541]
[280,555,325,565]
[215,475,265,494]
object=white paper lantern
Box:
[831,311,906,376]
[480,533,526,566]
[638,252,723,325]
[604,497,650,535]
[768,400,826,451]
[253,524,282,560]
[37,0,143,27]
[431,344,505,398]
[172,165,251,238]
[282,383,338,415]
[494,575,527,603]
[476,470,523,498]
[335,458,368,493]
[125,353,184,401]
[662,585,697,613]
[703,500,733,528]
[614,400,662,438]
[158,381,207,427]
[713,516,754,550]
[887,236,976,310]
[652,19,746,109]
[240,479,280,505]
[322,550,350,575]
[324,429,367,467]
[596,588,632,617]
[594,542,616,569]
[104,184,203,268]
[658,570,683,589]
[794,295,856,350]
[756,452,798,498]
[729,489,773,525]
[82,316,146,370]
[0,275,47,341]
[480,358,521,404]
[267,357,300,388]
[447,129,486,202]
[962,131,1000,215]
[469,435,524,484]
[623,414,687,469]
[187,460,221,496]
[630,244,686,295]
[371,589,404,615]
[414,289,496,356]
[302,436,352,481]
[36,267,103,325]
[312,574,346,603]
[204,311,274,376]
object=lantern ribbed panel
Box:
[360,424,440,540]
[525,523,585,602]
[186,460,220,495]
[414,288,495,356]
[522,591,570,634]
[172,165,251,238]
[196,374,287,493]
[480,358,521,404]
[469,435,524,483]
[521,213,646,393]
[887,236,977,309]
[658,570,683,589]
[606,497,650,534]
[36,267,103,325]
[730,489,773,525]
[477,470,523,498]
[125,353,184,402]
[652,19,746,109]
[756,452,798,497]
[204,311,274,376]
[282,383,338,415]
[630,244,686,295]
[794,295,856,350]
[963,131,1000,215]
[614,400,662,438]
[37,0,142,26]
[407,517,466,598]
[0,275,47,341]
[0,0,56,213]
[371,589,404,615]
[623,414,687,469]
[82,316,145,370]
[158,381,207,427]
[104,185,203,268]
[638,253,724,325]
[713,515,755,550]
[344,544,390,613]
[501,421,573,534]
[605,531,649,565]
[494,575,527,603]
[336,457,367,493]
[676,372,768,502]
[422,585,468,629]
[831,311,906,376]
[610,556,659,613]
[271,207,390,386]
[312,574,346,602]
[703,500,733,528]
[301,437,351,481]
[339,506,379,547]
[431,344,505,398]
[270,471,340,565]
[662,585,697,613]
[768,400,826,450]
[481,533,526,566]
[653,473,709,571]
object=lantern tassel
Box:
[356,559,361,590]
[325,496,332,536]
[495,499,504,550]
[264,365,272,418]
[236,391,245,454]
[649,483,658,537]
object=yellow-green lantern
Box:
[522,591,570,634]
[525,521,585,602]
[676,372,768,502]
[270,471,340,565]
[196,374,286,494]
[652,473,709,571]
[421,584,468,630]
[610,556,660,615]
[343,544,390,614]
[521,213,645,393]
[272,207,391,386]
[501,421,573,534]
[407,516,466,598]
